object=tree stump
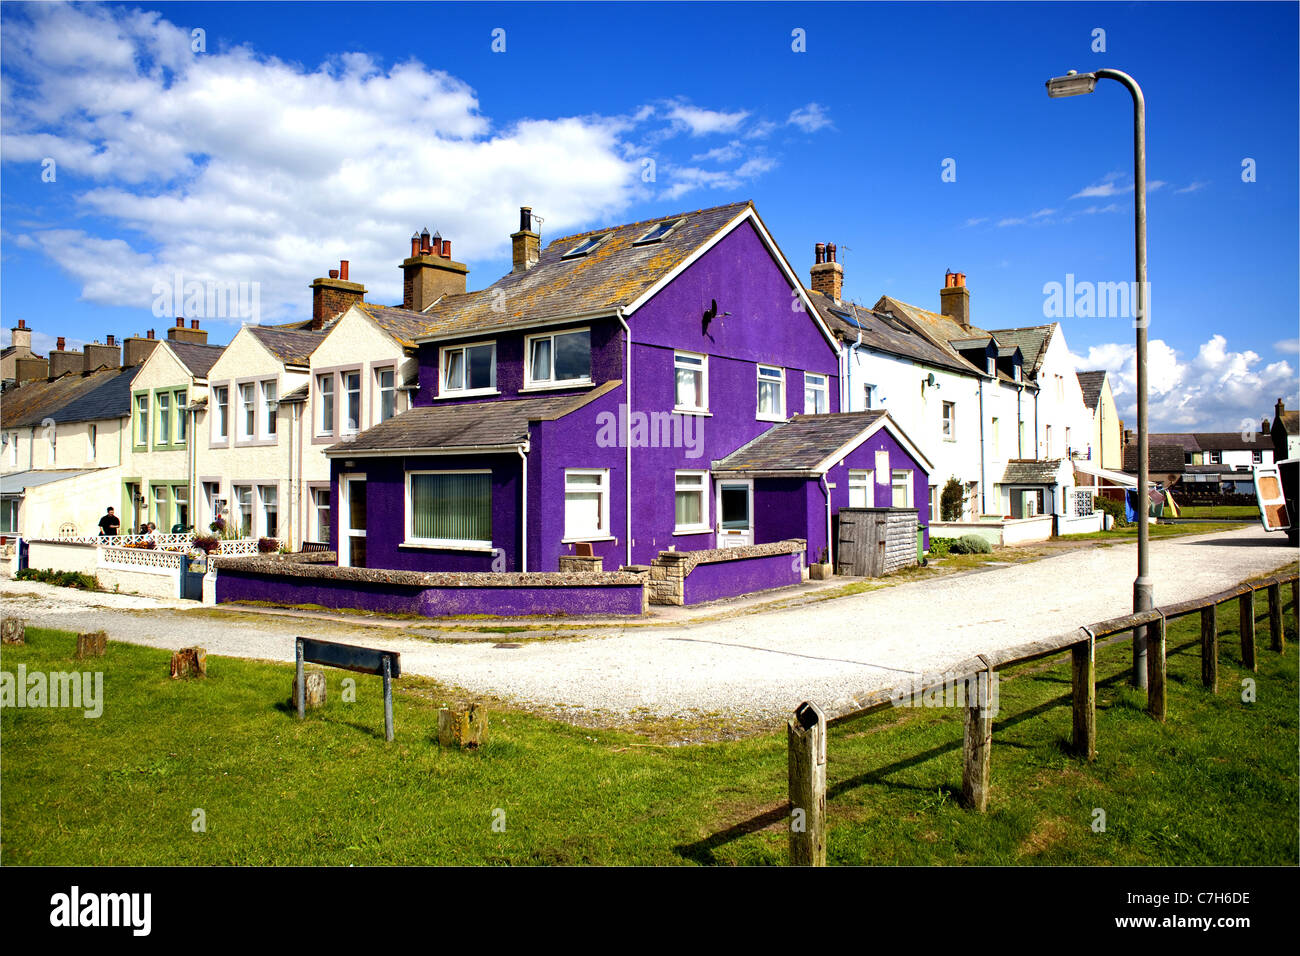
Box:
[438,703,488,749]
[169,646,207,679]
[75,631,107,658]
[1,618,25,645]
[291,670,327,710]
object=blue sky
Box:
[2,0,1297,430]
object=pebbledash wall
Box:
[335,220,847,574]
[213,554,646,617]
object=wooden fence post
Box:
[1291,580,1299,634]
[962,657,995,812]
[382,655,395,743]
[1268,583,1284,652]
[1200,604,1218,692]
[1239,592,1257,672]
[295,638,305,720]
[1071,632,1095,760]
[1146,613,1166,722]
[787,701,827,866]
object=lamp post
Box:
[1047,68,1151,687]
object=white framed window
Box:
[848,470,874,507]
[804,373,828,414]
[525,328,592,388]
[260,485,278,540]
[1045,424,1052,457]
[234,485,254,537]
[239,383,256,440]
[157,392,171,444]
[377,367,397,421]
[674,351,708,411]
[316,374,334,435]
[406,470,492,547]
[1252,449,1263,464]
[152,485,168,528]
[176,390,188,442]
[87,424,97,461]
[0,498,17,534]
[863,383,875,409]
[342,370,362,433]
[674,470,710,532]
[213,386,229,441]
[441,343,497,396]
[174,485,189,530]
[891,469,913,508]
[563,469,610,541]
[1208,450,1222,464]
[942,401,955,440]
[313,488,332,544]
[203,482,222,527]
[757,365,785,421]
[262,381,277,436]
[929,484,939,519]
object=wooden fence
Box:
[786,570,1299,866]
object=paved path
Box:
[3,526,1294,726]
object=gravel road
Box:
[3,526,1294,726]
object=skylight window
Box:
[562,234,609,259]
[634,218,684,245]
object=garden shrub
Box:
[257,537,279,554]
[949,534,993,555]
[192,535,219,554]
[16,568,100,590]
[939,477,965,522]
[1094,495,1128,527]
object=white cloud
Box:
[1071,177,1164,200]
[963,217,988,228]
[1070,334,1298,431]
[659,155,776,201]
[664,100,749,136]
[4,6,727,324]
[787,103,832,133]
[1031,208,1057,218]
[690,140,743,163]
[1274,338,1299,354]
[997,217,1027,227]
[1176,181,1209,194]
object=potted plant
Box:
[809,547,833,580]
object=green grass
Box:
[1179,505,1258,519]
[1064,521,1244,542]
[2,591,1296,865]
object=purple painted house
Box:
[326,201,931,572]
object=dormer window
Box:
[562,234,609,259]
[634,218,684,245]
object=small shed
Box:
[836,507,919,577]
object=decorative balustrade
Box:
[100,545,186,572]
[50,532,261,554]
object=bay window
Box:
[674,471,710,532]
[674,351,708,411]
[406,471,491,547]
[757,365,785,421]
[563,469,610,540]
[441,343,497,395]
[526,329,591,387]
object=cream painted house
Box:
[123,337,225,533]
[1076,370,1122,472]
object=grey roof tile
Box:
[711,410,889,474]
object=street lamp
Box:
[1047,68,1151,688]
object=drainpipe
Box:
[977,377,986,515]
[517,442,529,570]
[616,308,632,567]
[297,400,305,546]
[819,473,832,567]
[1034,389,1040,458]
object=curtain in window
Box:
[411,473,491,542]
[676,366,703,407]
[444,351,464,390]
[530,339,552,381]
[564,474,603,536]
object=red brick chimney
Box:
[402,228,468,311]
[940,270,971,330]
[167,317,209,346]
[809,241,843,304]
[311,259,366,329]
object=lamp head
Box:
[1046,70,1098,98]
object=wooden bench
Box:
[294,637,401,741]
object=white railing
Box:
[52,532,262,554]
[218,539,260,555]
[100,546,186,572]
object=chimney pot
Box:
[190,319,199,330]
[520,206,532,232]
[339,260,349,281]
[827,242,837,263]
[420,228,431,255]
[18,319,26,330]
[147,329,155,339]
[441,240,450,258]
[57,336,65,351]
[815,242,825,265]
[329,269,339,279]
[176,316,184,328]
[107,334,116,346]
[410,232,421,257]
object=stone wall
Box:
[642,539,806,606]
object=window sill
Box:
[519,380,594,393]
[561,535,615,545]
[672,408,712,417]
[756,414,786,423]
[435,389,500,400]
[673,527,711,536]
[399,541,496,553]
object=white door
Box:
[716,479,753,548]
[339,474,367,567]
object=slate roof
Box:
[325,382,620,455]
[1148,433,1200,453]
[711,410,890,474]
[813,292,974,376]
[1193,432,1270,451]
[0,365,137,428]
[1123,445,1187,473]
[1001,459,1064,484]
[866,295,1029,386]
[1076,370,1107,410]
[168,341,226,378]
[411,201,753,342]
[279,384,309,404]
[355,303,435,350]
[986,325,1055,376]
[247,326,327,366]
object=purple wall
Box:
[682,551,803,605]
[217,569,645,617]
